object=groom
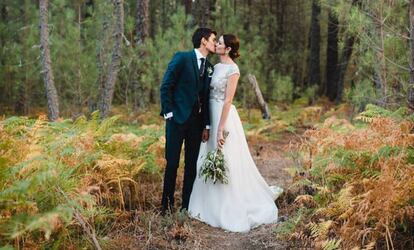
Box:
[159,28,217,214]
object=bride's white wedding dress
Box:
[188,63,281,233]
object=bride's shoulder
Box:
[228,63,240,76]
[231,63,239,70]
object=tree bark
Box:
[267,0,286,100]
[326,10,339,101]
[183,0,192,15]
[335,0,360,104]
[16,0,30,115]
[99,0,124,118]
[408,0,414,110]
[194,0,214,27]
[335,36,355,103]
[307,0,321,86]
[135,0,149,45]
[377,1,388,102]
[0,3,6,67]
[39,0,59,121]
[248,74,271,119]
[133,0,149,111]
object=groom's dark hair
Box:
[192,28,217,48]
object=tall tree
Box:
[0,3,6,67]
[16,0,31,115]
[194,0,214,27]
[335,36,355,103]
[407,0,414,110]
[307,0,321,86]
[133,0,149,110]
[335,0,360,103]
[326,9,339,101]
[39,0,59,121]
[183,0,192,15]
[135,0,149,45]
[1,2,10,111]
[99,0,124,118]
[267,0,287,100]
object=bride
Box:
[188,34,281,232]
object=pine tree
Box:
[39,0,59,121]
[99,0,124,118]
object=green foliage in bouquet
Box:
[199,131,230,184]
[199,148,228,184]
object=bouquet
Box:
[199,131,229,184]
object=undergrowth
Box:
[0,112,165,249]
[281,104,414,249]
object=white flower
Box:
[207,66,213,77]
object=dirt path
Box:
[108,132,300,250]
[184,132,300,250]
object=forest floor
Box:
[186,132,300,250]
[107,131,302,250]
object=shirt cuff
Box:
[205,125,210,129]
[164,112,173,119]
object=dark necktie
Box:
[199,58,206,78]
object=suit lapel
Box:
[191,50,201,88]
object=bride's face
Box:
[215,36,229,55]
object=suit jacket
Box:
[160,50,212,127]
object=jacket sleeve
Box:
[159,52,184,116]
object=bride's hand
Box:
[217,129,225,149]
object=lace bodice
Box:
[210,63,240,101]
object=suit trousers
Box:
[161,109,203,212]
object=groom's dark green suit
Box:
[160,50,212,212]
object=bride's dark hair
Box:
[223,34,240,60]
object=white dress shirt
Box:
[194,48,206,69]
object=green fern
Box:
[356,104,411,122]
[323,238,341,250]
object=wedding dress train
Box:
[188,63,281,233]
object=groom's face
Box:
[203,34,216,54]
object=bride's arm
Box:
[217,73,240,148]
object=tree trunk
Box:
[39,0,59,121]
[194,0,213,27]
[183,0,192,15]
[307,0,321,86]
[248,74,271,119]
[377,1,388,102]
[135,0,149,45]
[75,3,83,117]
[408,0,414,110]
[335,0,360,104]
[267,0,286,100]
[325,10,339,101]
[335,36,355,103]
[99,0,124,118]
[16,0,30,115]
[133,0,149,111]
[0,3,6,67]
[95,3,111,114]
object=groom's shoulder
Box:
[170,51,193,62]
[181,50,194,59]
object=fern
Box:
[322,238,341,250]
[292,112,414,248]
[356,104,411,123]
[0,114,165,248]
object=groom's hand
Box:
[202,129,209,142]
